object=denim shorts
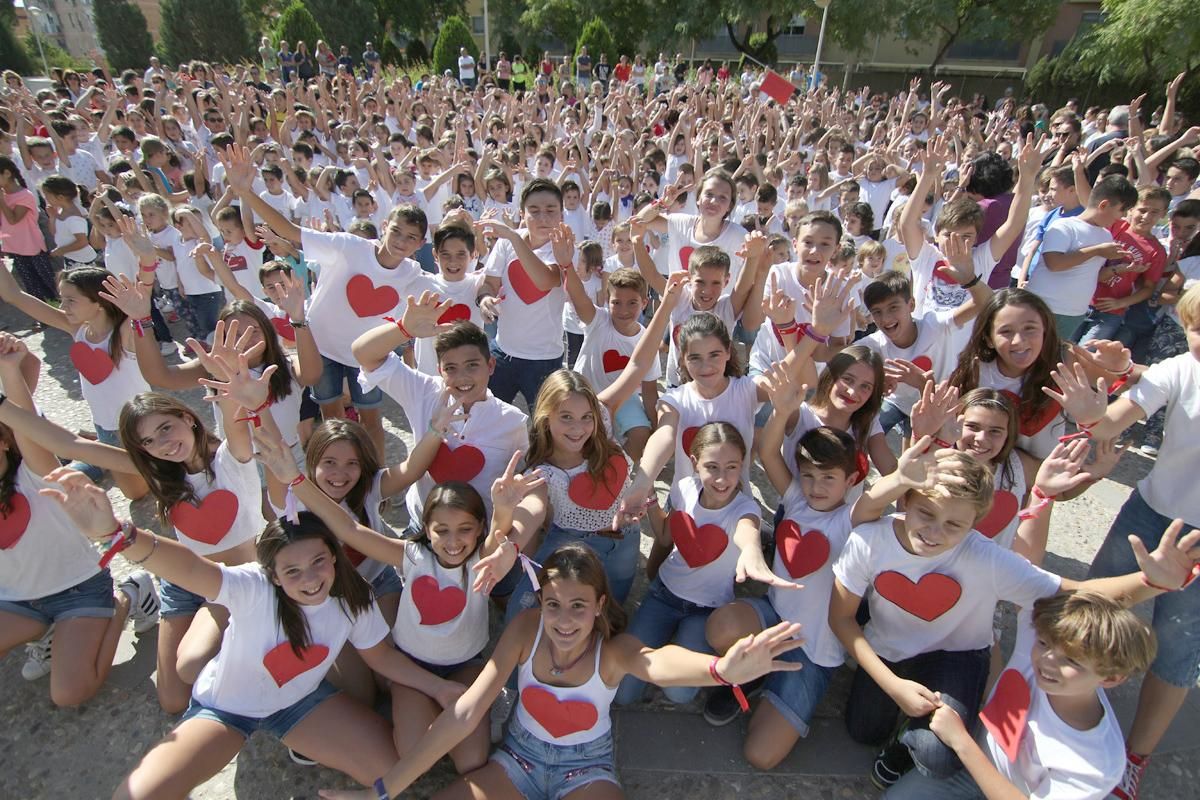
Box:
[370,564,404,597]
[70,425,121,483]
[616,576,713,705]
[182,679,338,739]
[885,767,985,800]
[0,569,115,626]
[613,393,652,438]
[312,354,384,409]
[1089,488,1200,687]
[491,715,619,800]
[743,595,834,737]
[407,650,486,680]
[160,578,209,619]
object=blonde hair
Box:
[856,239,886,265]
[526,370,624,484]
[907,450,995,521]
[1176,283,1200,329]
[1032,591,1156,678]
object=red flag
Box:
[759,70,795,105]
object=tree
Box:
[375,0,466,41]
[304,0,378,52]
[1079,0,1200,88]
[274,0,324,48]
[576,18,616,66]
[892,0,1059,72]
[520,0,648,58]
[431,15,477,75]
[94,0,155,72]
[160,0,254,64]
[0,3,33,75]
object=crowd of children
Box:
[1,54,1199,800]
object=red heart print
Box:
[932,260,960,285]
[507,259,550,304]
[681,426,700,457]
[911,355,933,373]
[437,303,472,324]
[776,520,830,578]
[261,641,330,688]
[678,246,694,271]
[999,391,1061,437]
[345,274,400,317]
[979,668,1030,763]
[0,493,32,550]
[976,490,1019,539]
[601,349,630,374]
[668,511,728,567]
[521,686,599,738]
[428,442,485,484]
[69,342,115,385]
[169,489,238,545]
[567,455,628,511]
[853,451,870,485]
[873,571,962,621]
[410,574,467,626]
[343,545,367,568]
[271,315,296,343]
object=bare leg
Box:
[0,609,48,656]
[623,426,650,462]
[705,600,763,654]
[281,693,397,785]
[1127,673,1190,755]
[175,605,227,685]
[320,401,347,422]
[327,641,377,707]
[562,779,625,799]
[114,717,245,800]
[48,591,131,707]
[357,407,385,462]
[155,615,197,714]
[431,761,526,800]
[744,701,803,770]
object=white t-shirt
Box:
[658,476,761,608]
[910,241,996,316]
[769,481,854,668]
[359,353,529,522]
[72,326,149,430]
[748,263,854,377]
[103,237,139,282]
[1128,354,1200,525]
[412,271,487,377]
[832,516,1061,662]
[0,463,102,601]
[145,226,180,291]
[484,235,566,360]
[979,610,1125,799]
[563,273,601,335]
[170,441,264,558]
[861,309,968,414]
[861,177,898,230]
[393,541,489,665]
[778,402,880,506]
[660,376,758,484]
[222,237,267,300]
[664,213,749,291]
[301,228,425,365]
[666,292,737,386]
[458,55,476,81]
[975,359,1066,460]
[1029,217,1112,316]
[192,563,388,717]
[574,308,661,394]
[53,215,97,263]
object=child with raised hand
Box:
[615,421,792,707]
[411,223,487,377]
[39,175,98,268]
[0,264,150,500]
[635,170,749,284]
[827,436,1200,791]
[257,425,543,777]
[39,467,460,799]
[0,333,159,700]
[316,543,805,800]
[562,238,606,366]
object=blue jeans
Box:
[369,565,404,597]
[181,291,224,341]
[878,399,912,437]
[743,595,833,737]
[1089,488,1200,687]
[615,577,714,705]
[182,680,338,739]
[0,569,114,624]
[1119,300,1160,364]
[489,344,564,407]
[846,647,991,779]
[886,768,985,799]
[71,424,121,483]
[491,715,618,800]
[1051,313,1086,342]
[313,354,384,408]
[160,578,208,618]
[1074,307,1127,345]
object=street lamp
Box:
[812,0,831,91]
[25,3,51,79]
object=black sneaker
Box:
[702,676,765,726]
[870,740,914,790]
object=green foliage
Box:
[521,0,646,59]
[747,32,777,67]
[274,1,325,50]
[576,18,616,63]
[22,32,90,72]
[404,37,430,65]
[0,23,33,75]
[95,0,155,73]
[431,15,477,75]
[160,0,254,64]
[375,0,466,40]
[303,0,378,52]
[890,0,1059,70]
[1079,0,1199,89]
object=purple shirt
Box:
[979,193,1018,288]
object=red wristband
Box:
[798,322,830,345]
[708,657,749,712]
[383,316,414,340]
[1141,567,1199,593]
[289,473,307,487]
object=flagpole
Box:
[813,0,832,90]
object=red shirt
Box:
[613,63,632,82]
[1091,220,1166,314]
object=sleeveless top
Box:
[515,624,617,746]
[541,449,634,533]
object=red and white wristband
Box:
[709,657,749,712]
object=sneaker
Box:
[287,748,318,766]
[119,570,161,633]
[870,740,914,791]
[703,676,766,727]
[159,341,177,356]
[1139,442,1160,457]
[21,625,54,681]
[490,685,517,743]
[1111,750,1150,800]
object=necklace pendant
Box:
[550,667,563,676]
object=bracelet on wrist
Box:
[961,274,981,289]
[382,315,414,340]
[1141,567,1199,594]
[127,529,159,565]
[1017,486,1056,521]
[131,316,154,337]
[287,318,308,329]
[373,777,390,800]
[708,656,749,712]
[798,322,831,345]
[235,397,273,428]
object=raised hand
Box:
[1033,439,1092,497]
[714,621,805,686]
[1043,361,1108,426]
[490,450,545,516]
[274,271,307,321]
[215,142,257,195]
[658,270,690,312]
[909,380,960,442]
[807,273,854,336]
[760,361,805,417]
[550,222,575,267]
[113,213,157,263]
[100,273,153,319]
[1080,437,1125,483]
[399,290,454,340]
[762,272,796,327]
[252,425,303,484]
[1066,339,1132,380]
[38,467,120,539]
[939,232,976,285]
[199,350,276,410]
[0,331,28,366]
[1131,519,1200,593]
[428,388,468,438]
[885,358,933,391]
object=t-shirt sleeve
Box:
[910,241,938,279]
[1040,220,1075,255]
[347,601,390,650]
[300,227,351,278]
[358,351,436,404]
[1127,358,1178,419]
[213,563,272,609]
[484,237,513,277]
[989,543,1062,609]
[832,530,872,597]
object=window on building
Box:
[783,15,806,36]
[471,16,485,34]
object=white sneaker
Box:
[120,570,161,633]
[21,625,53,681]
[1139,442,1160,457]
[159,341,177,355]
[490,685,517,743]
[287,748,318,766]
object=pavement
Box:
[1,300,1197,800]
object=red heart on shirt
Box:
[668,510,728,567]
[271,316,296,343]
[932,260,960,285]
[979,668,1030,764]
[0,493,32,550]
[410,574,467,626]
[169,489,238,546]
[911,355,933,374]
[776,520,830,578]
[601,349,630,374]
[346,274,400,317]
[428,441,485,484]
[567,455,628,511]
[678,246,694,271]
[852,451,870,486]
[508,259,550,304]
[69,342,115,385]
[873,571,962,621]
[521,686,599,739]
[261,641,330,688]
[343,544,367,568]
[437,303,472,324]
[976,490,1019,539]
[681,426,701,457]
[999,391,1061,437]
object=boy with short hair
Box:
[1016,165,1084,287]
[410,223,487,377]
